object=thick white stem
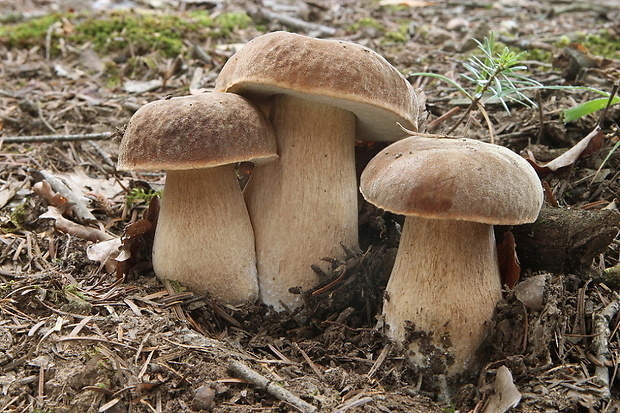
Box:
[383,217,502,376]
[152,166,259,305]
[244,94,359,311]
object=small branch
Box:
[535,90,545,145]
[40,206,113,242]
[293,342,325,381]
[592,294,620,400]
[427,106,461,132]
[228,360,317,413]
[367,343,392,379]
[1,131,113,144]
[247,8,336,37]
[86,140,116,168]
[478,102,496,144]
[595,82,618,128]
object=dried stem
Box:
[228,361,317,413]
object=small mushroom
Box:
[359,136,543,376]
[215,31,426,311]
[117,92,277,305]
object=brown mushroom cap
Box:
[214,31,425,142]
[360,136,544,225]
[117,92,277,171]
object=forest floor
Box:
[1,0,620,412]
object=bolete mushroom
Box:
[359,136,543,376]
[215,31,425,311]
[117,92,277,305]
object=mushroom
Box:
[117,92,277,305]
[215,31,426,311]
[359,136,543,376]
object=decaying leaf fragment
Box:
[481,366,522,413]
[497,231,521,289]
[39,206,113,242]
[115,196,159,279]
[86,237,122,273]
[526,127,604,177]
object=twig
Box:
[37,103,57,134]
[592,293,620,400]
[1,131,113,144]
[38,365,45,402]
[54,336,138,351]
[293,342,325,381]
[40,206,112,242]
[367,343,392,379]
[247,7,336,37]
[535,90,545,144]
[595,82,618,128]
[427,106,461,132]
[228,360,317,413]
[333,395,374,412]
[86,140,116,167]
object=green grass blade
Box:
[563,96,620,122]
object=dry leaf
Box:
[481,366,522,413]
[513,274,546,311]
[40,206,113,242]
[116,196,159,278]
[123,79,163,94]
[87,237,122,273]
[526,127,604,177]
[497,231,521,289]
[33,181,70,211]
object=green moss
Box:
[126,187,161,207]
[8,202,28,230]
[524,48,553,63]
[554,30,620,59]
[70,10,202,58]
[0,10,255,59]
[385,23,409,43]
[0,13,64,49]
[348,17,384,33]
[213,12,253,35]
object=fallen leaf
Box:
[0,186,16,209]
[123,79,163,94]
[497,231,521,289]
[87,237,122,273]
[513,274,546,311]
[32,181,70,211]
[56,169,128,199]
[482,366,521,413]
[526,127,604,177]
[116,196,159,278]
[40,206,113,242]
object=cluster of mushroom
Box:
[118,31,425,311]
[117,31,544,379]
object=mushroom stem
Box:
[244,94,358,311]
[383,216,502,376]
[152,166,259,305]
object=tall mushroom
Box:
[215,31,425,311]
[359,136,543,377]
[117,92,277,305]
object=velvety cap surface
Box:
[117,92,277,171]
[214,31,425,142]
[360,136,544,225]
